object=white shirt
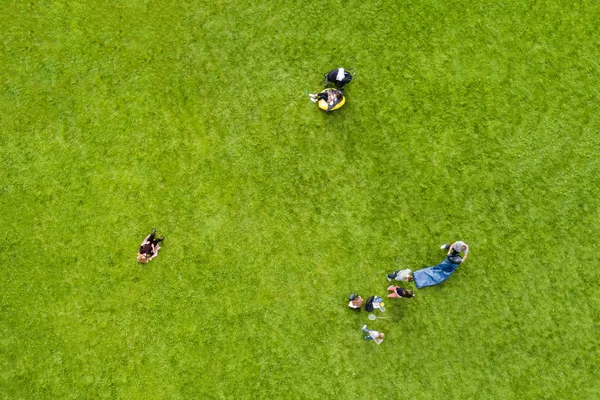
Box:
[369,331,384,344]
[394,269,412,281]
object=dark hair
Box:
[398,288,415,298]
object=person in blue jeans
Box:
[412,241,469,289]
[362,325,384,344]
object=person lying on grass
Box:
[137,228,165,263]
[362,325,384,344]
[412,241,469,289]
[386,268,414,282]
[387,286,415,298]
[309,89,343,111]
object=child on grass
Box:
[386,268,413,282]
[362,325,384,344]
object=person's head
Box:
[376,333,385,339]
[407,275,414,282]
[454,241,467,252]
[398,288,415,298]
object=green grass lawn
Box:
[1,0,600,398]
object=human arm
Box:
[447,243,455,256]
[149,244,161,260]
[462,245,469,262]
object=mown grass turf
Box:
[1,0,600,398]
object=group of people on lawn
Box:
[356,241,470,344]
[135,67,471,346]
[135,229,469,346]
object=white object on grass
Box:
[368,314,389,320]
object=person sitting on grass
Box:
[387,286,415,298]
[362,325,384,344]
[137,228,165,263]
[412,241,469,289]
[348,294,364,310]
[324,68,353,90]
[309,88,343,111]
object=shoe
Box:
[159,236,165,241]
[440,244,449,250]
[386,274,392,282]
[362,325,367,330]
[152,228,157,235]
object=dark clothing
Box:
[316,92,328,101]
[139,231,164,255]
[447,249,463,264]
[365,296,374,312]
[395,287,410,297]
[316,89,343,110]
[442,244,463,264]
[140,243,153,255]
[449,248,461,257]
[325,69,353,88]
